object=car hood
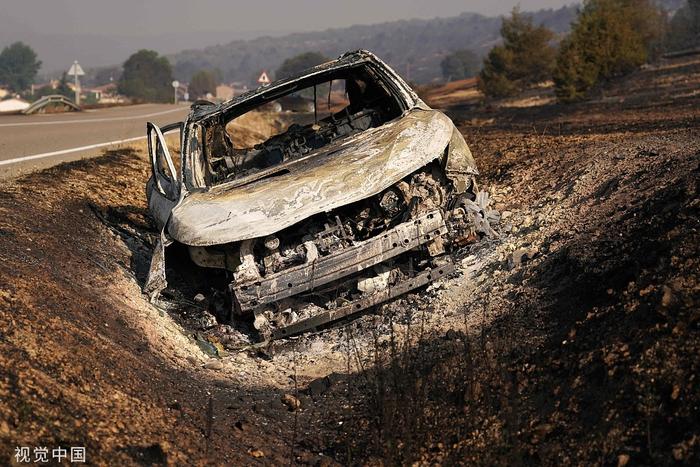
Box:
[168,109,454,246]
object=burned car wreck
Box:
[144,50,497,341]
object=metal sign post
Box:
[67,60,85,106]
[172,80,179,105]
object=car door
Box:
[146,121,183,229]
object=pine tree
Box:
[478,8,557,98]
[554,0,665,103]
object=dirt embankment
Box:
[0,147,306,465]
[1,56,699,465]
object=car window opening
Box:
[202,65,404,186]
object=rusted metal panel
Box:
[233,210,447,310]
[271,259,455,340]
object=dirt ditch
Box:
[1,56,699,465]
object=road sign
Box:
[257,71,271,85]
[172,80,179,89]
[68,61,85,76]
[67,60,84,106]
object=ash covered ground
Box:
[1,56,698,465]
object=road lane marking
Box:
[0,136,145,166]
[0,127,181,167]
[0,107,187,128]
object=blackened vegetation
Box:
[317,67,700,462]
[330,155,699,466]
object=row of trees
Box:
[100,49,328,102]
[0,39,350,104]
[462,0,699,103]
[0,43,221,103]
[0,43,173,102]
[477,0,669,102]
[0,43,97,103]
[117,51,225,102]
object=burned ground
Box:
[0,56,698,465]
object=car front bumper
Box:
[232,209,448,313]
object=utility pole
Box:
[172,80,179,105]
[67,60,85,106]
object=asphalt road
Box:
[0,103,191,179]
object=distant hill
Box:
[169,7,579,85]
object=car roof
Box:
[188,50,398,121]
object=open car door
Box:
[146,121,183,229]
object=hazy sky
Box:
[1,0,578,72]
[4,1,576,36]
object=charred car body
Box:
[145,50,497,340]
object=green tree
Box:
[441,49,480,81]
[0,42,42,92]
[665,0,700,50]
[275,52,328,80]
[554,0,665,103]
[118,50,174,103]
[478,9,557,98]
[188,70,218,98]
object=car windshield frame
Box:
[181,55,417,193]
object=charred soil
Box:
[1,56,699,465]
